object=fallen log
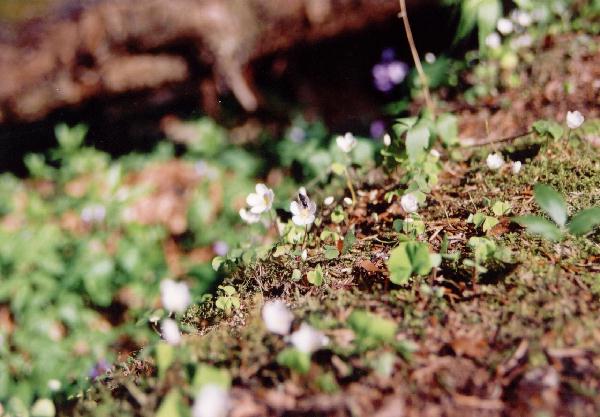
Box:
[0,0,432,125]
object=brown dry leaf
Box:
[450,336,489,359]
[359,259,382,273]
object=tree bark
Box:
[0,0,429,124]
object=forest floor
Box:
[67,32,600,417]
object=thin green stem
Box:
[344,167,357,205]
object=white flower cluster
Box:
[262,300,328,354]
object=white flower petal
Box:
[262,300,294,336]
[192,385,230,417]
[290,201,300,216]
[289,323,329,354]
[400,193,419,214]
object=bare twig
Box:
[460,130,533,147]
[398,0,435,118]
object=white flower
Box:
[290,197,317,227]
[425,52,436,63]
[485,32,501,49]
[430,149,441,158]
[161,318,182,345]
[343,197,353,206]
[383,133,391,146]
[301,249,308,261]
[400,193,419,214]
[511,34,532,49]
[160,279,191,314]
[512,161,522,174]
[192,384,230,417]
[289,322,329,354]
[512,10,532,27]
[47,379,62,392]
[246,183,274,214]
[336,132,357,153]
[486,152,505,170]
[497,17,514,35]
[239,208,261,224]
[566,111,584,129]
[323,196,335,206]
[262,300,294,336]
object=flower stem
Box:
[344,167,357,205]
[397,0,435,119]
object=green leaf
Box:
[406,124,431,161]
[292,269,302,281]
[324,245,339,260]
[482,216,499,232]
[392,117,418,137]
[212,256,225,272]
[331,206,345,224]
[307,265,324,286]
[567,207,600,236]
[387,241,433,285]
[435,113,459,146]
[532,120,564,140]
[342,228,356,254]
[477,0,502,48]
[348,310,397,351]
[491,201,511,216]
[156,342,174,379]
[277,348,311,374]
[513,215,563,241]
[330,162,346,176]
[193,365,231,391]
[534,184,568,227]
[156,390,181,417]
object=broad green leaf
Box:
[482,216,499,232]
[406,124,431,161]
[513,215,563,241]
[324,246,339,260]
[567,207,600,236]
[348,310,397,351]
[491,201,511,216]
[534,184,568,226]
[387,241,433,285]
[307,265,324,286]
[392,117,418,137]
[277,348,311,374]
[156,342,174,379]
[477,0,502,48]
[291,269,302,281]
[330,162,346,176]
[193,365,231,390]
[435,113,459,146]
[156,390,181,417]
[342,228,356,254]
[532,120,564,140]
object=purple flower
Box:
[370,120,386,139]
[212,241,229,256]
[372,49,409,92]
[89,359,111,379]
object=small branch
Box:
[460,130,533,147]
[397,0,435,118]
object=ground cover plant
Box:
[1,0,600,416]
